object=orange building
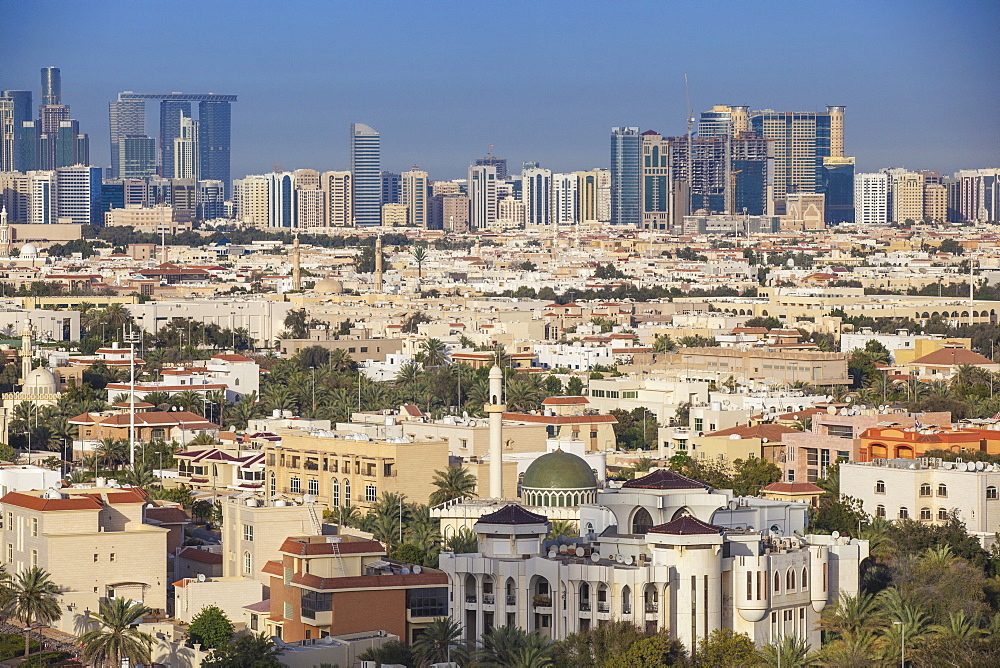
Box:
[262,535,448,643]
[859,425,1000,461]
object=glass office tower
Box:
[611,126,640,226]
[350,123,382,226]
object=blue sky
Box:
[4,0,998,181]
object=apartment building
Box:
[586,376,710,425]
[659,347,851,386]
[840,459,1000,546]
[264,428,449,511]
[221,496,321,588]
[69,408,218,456]
[859,424,1000,462]
[0,486,168,634]
[174,447,265,492]
[262,535,448,643]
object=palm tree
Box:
[411,617,468,667]
[95,438,129,471]
[478,626,554,667]
[758,635,815,667]
[652,334,676,353]
[429,467,478,505]
[120,460,157,488]
[173,390,204,415]
[142,391,172,411]
[79,597,154,668]
[204,389,228,427]
[262,385,298,415]
[421,338,449,368]
[327,505,361,527]
[101,303,132,332]
[547,519,578,540]
[821,591,882,638]
[411,246,428,280]
[327,348,357,373]
[444,527,479,554]
[5,566,61,657]
[931,610,985,641]
[395,362,423,387]
[405,504,442,550]
[228,391,262,430]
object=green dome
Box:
[522,450,598,490]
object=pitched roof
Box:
[911,348,996,366]
[704,423,800,441]
[622,468,709,490]
[177,547,223,564]
[648,515,725,535]
[541,396,589,405]
[279,538,385,556]
[477,504,548,525]
[144,506,190,524]
[291,571,448,592]
[762,482,824,494]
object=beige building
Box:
[105,205,189,233]
[381,202,408,226]
[174,576,263,624]
[443,195,470,233]
[574,170,602,223]
[401,169,428,228]
[295,188,325,229]
[320,171,353,227]
[923,183,947,223]
[654,347,851,387]
[785,194,826,230]
[892,171,924,223]
[0,487,168,633]
[265,429,450,511]
[235,175,269,227]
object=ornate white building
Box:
[440,468,868,652]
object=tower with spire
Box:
[0,206,11,258]
[485,365,506,498]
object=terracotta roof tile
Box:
[177,547,223,564]
[477,504,547,525]
[622,469,709,490]
[648,515,724,535]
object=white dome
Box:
[20,243,38,257]
[313,278,344,294]
[24,367,58,394]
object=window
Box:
[773,571,781,593]
[988,486,998,500]
[694,418,704,432]
[365,485,377,503]
[244,551,252,575]
[938,484,947,497]
[308,479,319,496]
[332,480,340,507]
[875,480,885,494]
[898,507,909,520]
[30,549,37,566]
[344,479,351,503]
[820,450,830,468]
[938,508,949,521]
[31,518,37,537]
[300,590,332,618]
[787,469,795,482]
[6,544,11,563]
[269,472,276,496]
[827,424,853,439]
[787,569,796,591]
[919,483,931,497]
[250,615,258,631]
[110,553,116,562]
[876,504,886,518]
[802,568,809,591]
[290,477,301,494]
[243,524,254,541]
[920,508,931,521]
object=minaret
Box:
[0,206,10,258]
[374,234,384,292]
[292,234,302,291]
[20,321,32,386]
[486,364,506,498]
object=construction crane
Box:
[729,169,743,215]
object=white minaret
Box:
[20,320,32,386]
[0,206,10,257]
[486,364,506,498]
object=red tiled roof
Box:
[262,560,284,576]
[762,482,824,494]
[177,547,223,564]
[212,354,253,362]
[243,599,271,613]
[0,492,102,512]
[911,348,995,366]
[704,424,800,441]
[648,516,725,536]
[541,396,589,405]
[145,507,190,524]
[279,538,385,556]
[622,469,709,490]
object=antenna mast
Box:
[684,73,694,217]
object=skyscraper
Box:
[468,165,497,230]
[854,172,890,225]
[475,155,508,180]
[1,91,32,172]
[55,120,80,168]
[55,165,102,226]
[119,135,157,179]
[401,168,428,228]
[198,101,231,196]
[552,173,579,225]
[821,157,855,224]
[381,171,400,205]
[108,99,144,178]
[173,115,200,179]
[267,172,297,228]
[40,67,61,106]
[640,131,671,230]
[321,171,353,227]
[697,105,750,138]
[574,170,601,224]
[28,171,55,224]
[749,106,844,208]
[522,167,552,227]
[350,123,382,226]
[610,127,640,226]
[159,100,191,179]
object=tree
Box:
[730,457,782,496]
[120,460,157,488]
[421,338,449,368]
[429,467,478,505]
[5,567,61,657]
[411,617,468,666]
[444,527,479,554]
[757,635,815,667]
[358,639,415,667]
[478,625,554,667]
[201,632,283,668]
[187,605,235,650]
[694,628,759,667]
[552,621,648,667]
[652,335,677,353]
[411,246,428,279]
[605,633,687,667]
[565,376,585,396]
[79,598,154,668]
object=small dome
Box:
[20,243,38,257]
[24,367,58,394]
[522,450,598,490]
[313,278,344,294]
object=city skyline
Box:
[4,1,999,181]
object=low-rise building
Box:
[840,458,1000,546]
[0,486,168,634]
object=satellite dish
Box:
[575,547,585,557]
[627,555,635,565]
[976,461,985,471]
[770,524,781,534]
[413,565,422,574]
[590,552,600,563]
[831,531,840,539]
[958,462,968,471]
[728,500,739,511]
[547,549,557,558]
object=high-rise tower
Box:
[198,100,231,196]
[350,123,382,226]
[610,127,640,226]
[40,68,61,106]
[108,99,145,178]
[159,100,191,179]
[468,165,497,230]
[400,168,428,228]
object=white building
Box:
[552,173,579,225]
[840,458,1000,547]
[468,165,498,230]
[854,172,890,225]
[534,342,613,371]
[522,167,552,227]
[440,468,867,651]
[0,464,62,495]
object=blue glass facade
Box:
[198,101,232,197]
[822,160,855,224]
[351,123,382,226]
[159,100,191,179]
[611,127,640,226]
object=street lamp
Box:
[893,620,905,667]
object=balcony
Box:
[532,595,552,609]
[597,602,609,613]
[465,594,477,603]
[506,595,516,606]
[483,594,495,605]
[645,602,659,614]
[579,602,591,612]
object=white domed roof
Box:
[24,367,58,394]
[20,243,38,257]
[313,278,344,294]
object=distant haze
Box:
[5,0,998,180]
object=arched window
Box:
[332,479,340,507]
[938,508,949,521]
[937,484,947,497]
[919,483,931,497]
[898,507,909,520]
[875,480,885,494]
[243,551,252,575]
[631,507,653,534]
[621,585,632,614]
[801,567,809,591]
[787,569,796,591]
[987,486,998,500]
[773,571,781,593]
[920,507,931,520]
[876,504,886,518]
[269,472,275,497]
[344,479,351,503]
